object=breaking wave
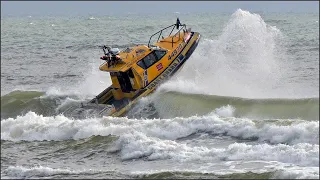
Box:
[1,110,318,145]
[1,90,319,120]
[0,90,84,119]
[1,111,318,177]
[147,91,319,120]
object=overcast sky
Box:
[1,1,319,17]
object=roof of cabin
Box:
[99,33,183,72]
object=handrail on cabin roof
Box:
[148,19,187,48]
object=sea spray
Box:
[46,58,111,99]
[164,9,289,98]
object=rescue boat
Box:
[77,18,200,117]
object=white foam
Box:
[54,97,83,113]
[129,165,319,179]
[1,110,318,145]
[1,112,318,169]
[157,78,204,95]
[45,87,65,97]
[274,166,319,179]
[4,165,76,178]
[74,61,111,97]
[212,105,235,117]
[2,165,100,178]
[113,130,318,166]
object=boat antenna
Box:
[176,17,181,29]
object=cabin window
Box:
[137,50,167,69]
[143,53,157,68]
[154,50,167,60]
[137,60,147,69]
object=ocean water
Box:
[1,9,319,179]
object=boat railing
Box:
[148,20,187,48]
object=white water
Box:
[161,9,300,99]
[1,108,318,169]
[1,109,319,144]
[2,165,101,179]
[45,57,111,100]
[1,109,319,178]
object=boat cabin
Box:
[99,44,170,100]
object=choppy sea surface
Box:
[1,9,319,179]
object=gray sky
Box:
[1,1,319,17]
